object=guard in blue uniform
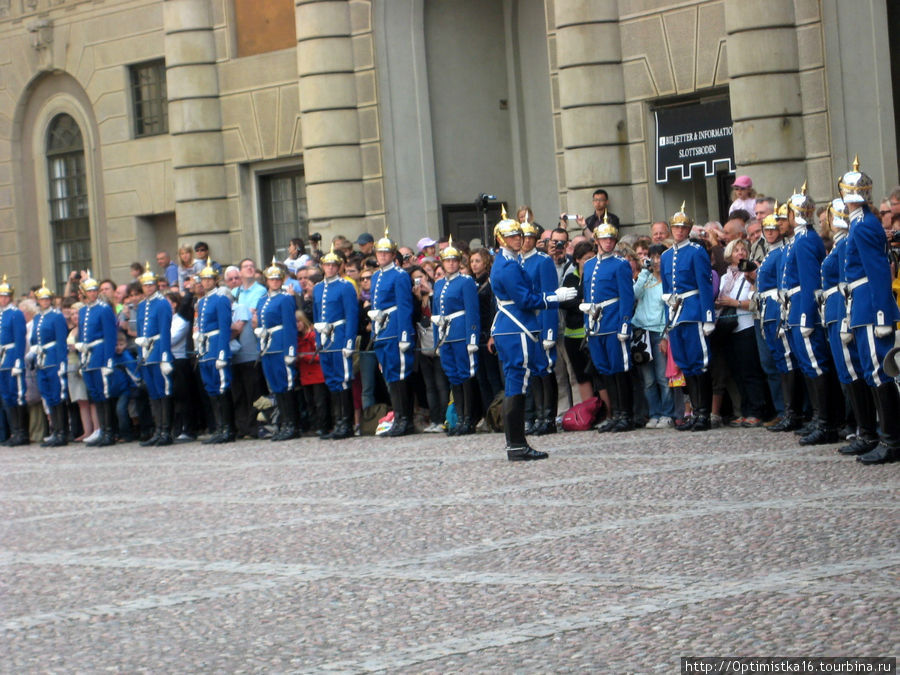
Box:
[490,209,576,461]
[660,204,715,431]
[256,258,299,441]
[755,206,803,433]
[781,184,840,445]
[0,275,28,446]
[195,263,235,444]
[520,221,562,435]
[841,158,900,464]
[432,236,480,436]
[76,272,118,447]
[581,217,635,432]
[30,280,69,446]
[370,228,416,436]
[820,198,877,456]
[135,265,175,447]
[314,245,359,440]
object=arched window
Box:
[46,113,91,291]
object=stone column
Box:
[725,0,806,198]
[295,0,365,235]
[553,0,631,223]
[163,0,231,259]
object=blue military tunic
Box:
[136,291,174,400]
[521,249,559,375]
[195,291,233,396]
[0,303,27,407]
[30,308,69,407]
[77,300,117,402]
[820,232,862,384]
[581,252,634,375]
[844,204,900,386]
[256,290,298,394]
[756,241,795,374]
[370,263,415,383]
[660,240,715,376]
[780,225,831,379]
[313,276,359,392]
[431,272,480,386]
[490,249,558,396]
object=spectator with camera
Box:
[633,243,676,428]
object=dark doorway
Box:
[888,1,900,173]
[441,201,505,247]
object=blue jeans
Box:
[754,319,783,414]
[358,350,379,410]
[639,330,676,418]
[115,394,134,440]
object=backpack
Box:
[485,391,505,432]
[360,403,390,436]
[561,396,604,431]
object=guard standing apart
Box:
[581,217,635,432]
[369,228,416,436]
[195,263,235,444]
[30,280,69,446]
[490,208,576,461]
[432,236,480,435]
[660,204,715,431]
[76,272,117,447]
[256,259,299,441]
[314,245,359,440]
[0,275,27,446]
[520,220,562,435]
[820,198,876,456]
[756,206,803,432]
[781,184,840,445]
[841,157,900,465]
[136,265,175,447]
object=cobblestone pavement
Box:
[1,427,897,673]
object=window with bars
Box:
[130,59,168,137]
[259,170,309,260]
[46,114,92,294]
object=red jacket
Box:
[296,330,325,386]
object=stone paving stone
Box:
[0,427,897,671]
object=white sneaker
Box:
[84,428,101,443]
[646,417,660,429]
[657,416,673,428]
[424,423,442,433]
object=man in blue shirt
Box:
[156,251,179,288]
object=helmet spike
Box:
[800,181,807,195]
[501,205,507,220]
[680,200,686,212]
[852,154,859,171]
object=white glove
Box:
[254,327,265,338]
[342,347,354,359]
[284,355,296,366]
[617,332,629,343]
[314,322,328,333]
[702,322,715,336]
[578,303,593,314]
[541,339,554,351]
[192,331,200,344]
[101,366,114,376]
[467,344,479,354]
[777,327,786,339]
[874,325,893,339]
[27,345,38,358]
[10,367,22,377]
[134,336,147,347]
[160,361,173,375]
[840,331,853,344]
[553,287,577,302]
[800,325,813,338]
[215,359,228,370]
[74,342,85,353]
[367,310,381,322]
[398,341,411,353]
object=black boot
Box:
[203,396,224,444]
[597,375,619,433]
[611,371,634,432]
[799,375,838,445]
[448,384,465,436]
[859,382,900,465]
[155,398,174,446]
[457,378,478,435]
[329,389,354,440]
[387,381,412,436]
[839,379,878,455]
[691,371,712,431]
[769,371,804,431]
[219,394,236,443]
[272,392,298,441]
[140,399,162,447]
[6,405,28,446]
[87,400,116,447]
[536,374,558,435]
[504,394,547,461]
[321,391,343,439]
[42,404,68,447]
[676,376,697,431]
[528,379,545,435]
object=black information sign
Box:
[655,98,735,183]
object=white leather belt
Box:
[847,277,868,292]
[493,300,538,342]
[821,286,843,301]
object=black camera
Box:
[552,240,566,249]
[890,230,900,244]
[737,259,758,273]
[642,258,653,270]
[631,327,650,365]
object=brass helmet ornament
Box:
[320,243,342,266]
[375,226,396,253]
[263,256,285,280]
[593,212,618,240]
[138,262,158,286]
[35,278,53,300]
[829,198,849,230]
[669,201,694,229]
[787,181,815,225]
[520,216,538,239]
[80,270,99,293]
[762,201,781,230]
[494,205,523,247]
[0,274,12,296]
[198,262,218,280]
[838,155,873,205]
[776,201,789,220]
[439,235,461,261]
